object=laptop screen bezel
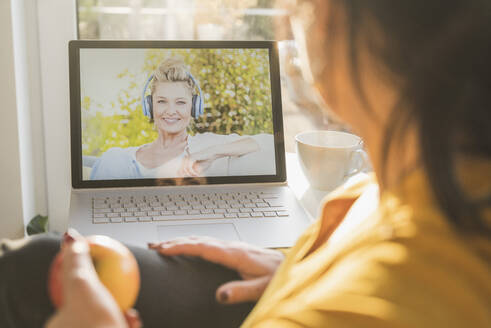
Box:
[69,40,286,189]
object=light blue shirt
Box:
[90,147,141,180]
[89,132,275,180]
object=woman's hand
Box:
[178,147,218,177]
[45,231,141,328]
[148,237,284,304]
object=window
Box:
[77,0,331,151]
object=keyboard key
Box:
[264,212,277,217]
[277,211,289,217]
[134,211,146,217]
[139,217,152,222]
[152,216,170,221]
[161,210,174,215]
[238,213,250,218]
[214,209,227,214]
[121,212,133,217]
[112,208,125,213]
[94,208,111,214]
[260,192,279,196]
[240,208,253,213]
[153,214,225,221]
[174,210,187,215]
[110,217,123,223]
[251,213,263,218]
[94,217,109,224]
[148,211,160,216]
[253,207,285,212]
[266,201,285,207]
[93,204,109,209]
[93,213,106,218]
[225,213,237,218]
[124,217,138,222]
[201,209,214,214]
[107,213,121,218]
[188,209,200,215]
[227,208,240,213]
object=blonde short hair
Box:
[150,57,196,96]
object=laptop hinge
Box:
[71,181,288,193]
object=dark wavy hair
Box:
[322,1,491,235]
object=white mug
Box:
[295,130,369,191]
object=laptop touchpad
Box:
[157,223,241,242]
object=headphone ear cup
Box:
[198,95,204,116]
[145,95,153,119]
[191,94,198,118]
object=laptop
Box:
[68,40,311,248]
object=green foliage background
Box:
[82,48,273,157]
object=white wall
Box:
[0,0,25,239]
[12,0,48,229]
[37,0,77,232]
[0,0,76,238]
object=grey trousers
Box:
[0,234,254,328]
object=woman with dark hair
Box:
[1,0,489,327]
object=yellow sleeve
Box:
[251,239,491,328]
[253,307,397,328]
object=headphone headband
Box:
[141,72,205,119]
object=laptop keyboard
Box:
[91,191,289,224]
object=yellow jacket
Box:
[242,166,491,327]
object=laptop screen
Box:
[69,41,285,188]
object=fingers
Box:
[61,230,98,301]
[191,160,204,176]
[149,237,243,271]
[216,276,271,304]
[61,228,83,249]
[185,157,200,176]
[179,157,199,177]
[124,309,142,328]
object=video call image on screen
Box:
[80,48,276,181]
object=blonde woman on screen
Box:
[90,57,260,180]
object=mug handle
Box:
[345,148,369,178]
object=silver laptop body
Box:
[68,40,311,248]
